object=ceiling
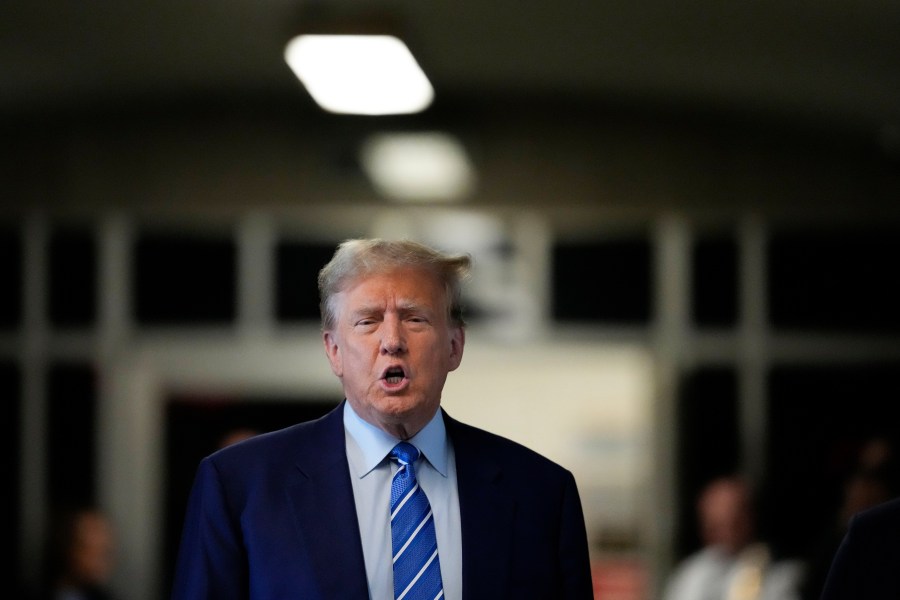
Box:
[2,0,900,145]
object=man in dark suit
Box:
[819,496,900,599]
[171,238,594,599]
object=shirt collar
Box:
[343,401,449,478]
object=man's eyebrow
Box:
[397,300,434,314]
[348,300,432,317]
[348,304,382,318]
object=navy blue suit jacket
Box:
[171,401,594,599]
[820,496,900,599]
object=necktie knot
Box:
[391,442,420,466]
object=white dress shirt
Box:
[343,401,462,600]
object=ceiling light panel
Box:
[360,131,476,202]
[284,34,434,115]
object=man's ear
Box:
[322,330,343,377]
[448,326,465,372]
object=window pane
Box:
[0,227,22,330]
[692,236,738,327]
[275,241,337,322]
[49,227,96,327]
[552,236,652,323]
[768,228,900,332]
[0,361,22,595]
[46,362,97,509]
[134,232,236,325]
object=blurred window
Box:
[692,235,738,328]
[0,361,22,592]
[768,227,900,332]
[552,235,652,324]
[275,241,338,322]
[49,226,97,328]
[0,226,22,330]
[134,232,236,325]
[47,362,97,508]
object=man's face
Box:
[699,483,753,555]
[322,266,465,439]
[70,512,115,586]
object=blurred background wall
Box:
[2,1,900,599]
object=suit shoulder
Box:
[445,415,572,475]
[205,404,341,469]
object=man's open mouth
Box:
[383,366,405,384]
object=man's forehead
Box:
[336,285,446,318]
[341,268,441,294]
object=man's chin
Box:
[377,396,423,419]
[370,395,439,427]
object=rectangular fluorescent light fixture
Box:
[360,131,476,202]
[284,34,434,115]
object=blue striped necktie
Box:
[389,442,444,600]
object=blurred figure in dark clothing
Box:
[799,436,899,600]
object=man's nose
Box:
[380,318,406,354]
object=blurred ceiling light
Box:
[284,34,434,115]
[360,132,476,202]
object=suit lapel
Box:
[448,415,516,599]
[286,403,369,598]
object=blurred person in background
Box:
[36,505,117,600]
[216,427,260,450]
[663,475,803,600]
